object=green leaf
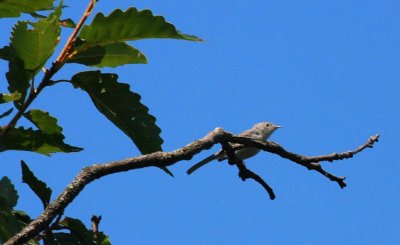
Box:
[21,160,52,208]
[60,18,76,28]
[0,0,53,18]
[55,216,111,245]
[78,7,201,47]
[0,177,18,208]
[46,232,84,245]
[12,210,32,225]
[0,179,36,244]
[71,71,163,154]
[0,108,13,119]
[67,42,147,68]
[0,92,21,104]
[24,109,62,135]
[10,3,61,70]
[0,45,14,61]
[60,217,93,244]
[1,46,31,108]
[0,126,83,156]
[0,198,22,243]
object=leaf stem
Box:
[1,0,96,136]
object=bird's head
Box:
[254,121,282,138]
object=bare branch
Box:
[222,142,275,200]
[5,128,378,244]
[91,215,102,241]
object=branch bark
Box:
[5,128,379,245]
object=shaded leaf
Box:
[0,92,21,104]
[46,232,85,245]
[78,7,201,47]
[60,18,76,28]
[0,108,13,119]
[0,0,53,18]
[21,160,52,208]
[60,217,94,244]
[0,177,18,208]
[10,3,61,70]
[67,42,147,68]
[0,198,22,243]
[1,46,32,108]
[0,207,38,244]
[0,126,83,155]
[0,45,14,61]
[71,71,163,154]
[12,210,32,225]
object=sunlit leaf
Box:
[71,71,163,154]
[21,160,52,208]
[0,92,21,104]
[0,117,82,155]
[24,109,62,135]
[10,3,61,70]
[0,0,53,18]
[67,42,147,68]
[78,7,201,47]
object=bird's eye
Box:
[266,123,270,127]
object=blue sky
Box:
[1,0,399,244]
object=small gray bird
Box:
[187,122,281,175]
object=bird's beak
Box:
[274,125,282,129]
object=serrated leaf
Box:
[0,92,21,104]
[0,0,53,18]
[21,160,52,208]
[78,7,201,47]
[24,109,62,135]
[67,42,147,68]
[10,3,61,70]
[0,108,13,119]
[0,126,83,155]
[1,46,31,108]
[71,71,163,154]
[0,177,18,208]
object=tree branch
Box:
[5,128,379,244]
[222,142,276,200]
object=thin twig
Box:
[56,0,96,63]
[222,142,275,200]
[35,211,63,242]
[91,215,102,241]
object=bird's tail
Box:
[186,154,218,175]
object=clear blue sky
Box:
[1,0,399,244]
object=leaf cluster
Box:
[0,0,201,242]
[0,162,111,244]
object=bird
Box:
[186,122,281,175]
